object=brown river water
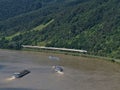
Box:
[0,49,120,90]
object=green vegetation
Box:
[6,32,21,40]
[31,19,54,31]
[0,0,120,59]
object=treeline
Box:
[0,0,120,59]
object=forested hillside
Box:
[0,0,120,59]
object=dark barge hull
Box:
[13,70,30,78]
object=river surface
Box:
[0,49,120,90]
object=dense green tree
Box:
[0,0,120,59]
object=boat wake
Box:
[57,71,64,75]
[52,66,64,75]
[5,76,16,82]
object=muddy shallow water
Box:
[0,49,120,90]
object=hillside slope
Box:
[0,0,120,59]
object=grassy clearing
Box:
[5,19,54,40]
[31,19,54,31]
[6,32,21,40]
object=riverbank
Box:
[21,46,120,64]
